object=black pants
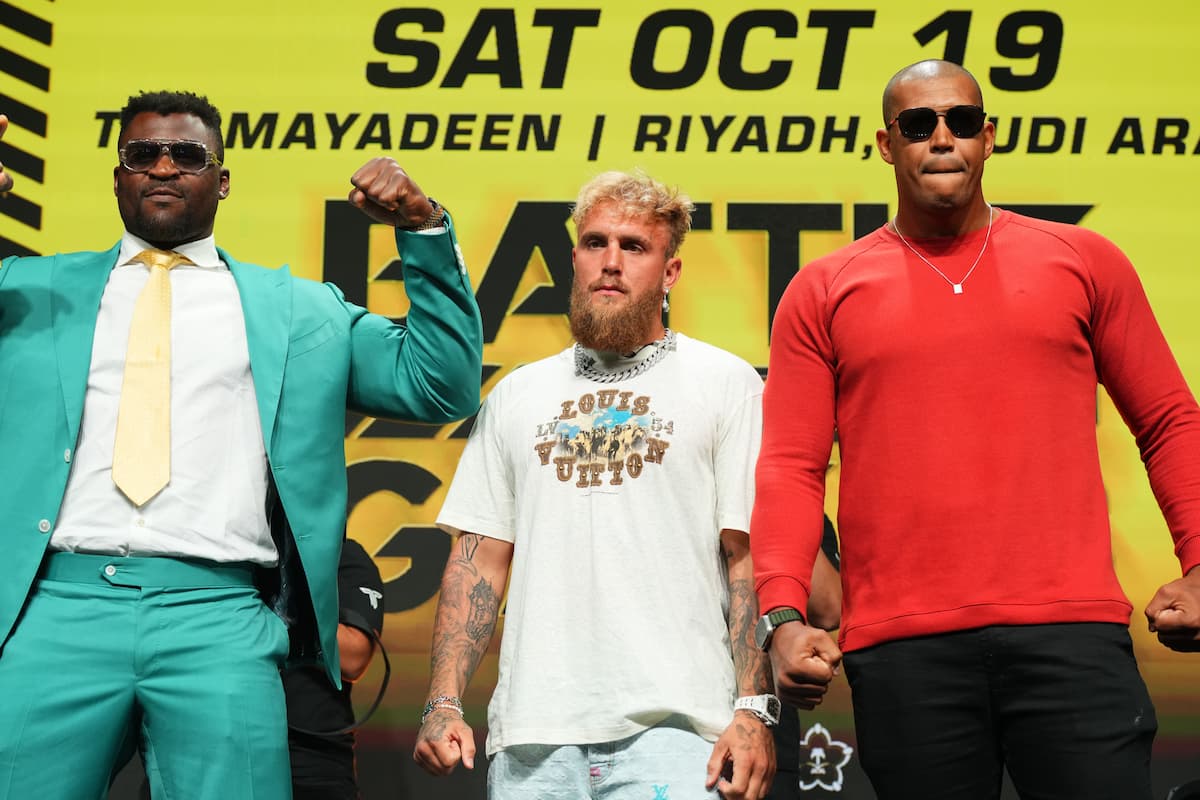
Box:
[767,704,803,800]
[291,776,359,800]
[844,623,1156,800]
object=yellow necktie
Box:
[111,248,193,507]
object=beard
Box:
[130,206,198,246]
[116,178,218,249]
[569,279,663,353]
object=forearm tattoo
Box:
[728,576,773,695]
[429,533,503,693]
[465,577,500,642]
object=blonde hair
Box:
[571,170,695,256]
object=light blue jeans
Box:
[488,715,720,800]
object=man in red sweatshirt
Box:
[750,59,1200,800]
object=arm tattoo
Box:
[459,532,483,562]
[427,535,504,696]
[728,577,773,695]
[465,577,500,642]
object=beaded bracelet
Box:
[421,694,464,725]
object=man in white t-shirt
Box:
[414,170,809,800]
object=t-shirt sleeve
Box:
[437,382,518,543]
[337,538,385,635]
[714,364,764,535]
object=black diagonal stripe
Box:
[0,45,49,90]
[0,192,41,228]
[0,141,43,182]
[0,93,47,136]
[0,1,53,45]
[358,418,441,439]
[1004,204,1093,226]
[0,234,37,257]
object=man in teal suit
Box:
[0,91,482,799]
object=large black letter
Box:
[347,460,447,614]
[533,9,601,88]
[366,8,443,89]
[727,203,842,335]
[807,10,874,90]
[718,10,797,90]
[442,9,523,88]
[475,202,576,342]
[630,10,714,90]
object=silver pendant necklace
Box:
[892,204,994,295]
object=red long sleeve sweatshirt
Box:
[752,210,1200,652]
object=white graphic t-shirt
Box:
[437,332,764,755]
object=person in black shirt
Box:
[286,538,386,799]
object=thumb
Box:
[814,636,842,666]
[459,728,477,769]
[705,743,728,789]
[1145,588,1172,619]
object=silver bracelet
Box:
[421,694,464,725]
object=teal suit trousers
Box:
[0,554,292,799]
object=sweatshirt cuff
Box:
[756,574,811,618]
[1178,534,1200,576]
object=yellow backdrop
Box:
[2,0,1197,756]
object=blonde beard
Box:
[569,281,663,353]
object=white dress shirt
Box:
[51,232,276,565]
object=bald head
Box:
[882,60,983,124]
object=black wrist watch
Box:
[754,607,804,651]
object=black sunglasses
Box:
[119,139,222,174]
[887,105,986,141]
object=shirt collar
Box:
[117,231,226,271]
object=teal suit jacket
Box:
[0,220,483,685]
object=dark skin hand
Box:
[767,621,842,710]
[337,624,375,682]
[1146,568,1200,652]
[0,115,15,193]
[348,157,436,228]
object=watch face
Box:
[734,695,781,726]
[753,615,773,650]
[755,608,802,651]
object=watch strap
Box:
[754,606,805,651]
[766,607,804,627]
[407,198,445,231]
[733,694,781,727]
